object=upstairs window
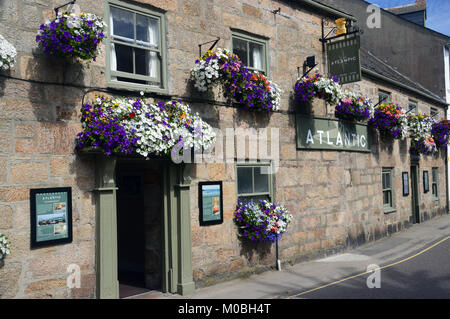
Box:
[382,168,395,212]
[106,1,167,92]
[430,107,439,119]
[408,100,418,114]
[378,90,391,104]
[231,31,268,74]
[432,167,438,200]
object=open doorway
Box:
[116,161,163,298]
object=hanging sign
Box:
[327,35,361,84]
[30,187,73,248]
[296,115,371,152]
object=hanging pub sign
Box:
[327,35,361,84]
[296,115,371,152]
[30,187,73,248]
[198,181,223,226]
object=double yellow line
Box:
[287,235,450,298]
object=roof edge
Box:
[300,0,357,22]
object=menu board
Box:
[30,187,72,247]
[199,182,223,226]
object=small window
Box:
[231,31,268,74]
[432,167,438,200]
[430,108,439,119]
[378,90,391,104]
[382,168,395,212]
[106,1,167,92]
[236,163,272,202]
[408,100,418,114]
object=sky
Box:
[366,0,450,36]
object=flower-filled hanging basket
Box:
[431,120,450,149]
[334,91,374,122]
[234,200,292,243]
[0,34,17,71]
[368,103,408,140]
[0,233,11,260]
[76,97,216,158]
[294,73,342,106]
[407,114,437,155]
[190,48,282,112]
[36,12,106,62]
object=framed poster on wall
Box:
[30,187,73,248]
[423,171,429,193]
[402,172,409,196]
[198,181,223,226]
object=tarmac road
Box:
[291,236,450,299]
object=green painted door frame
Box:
[94,156,195,298]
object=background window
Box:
[107,2,166,91]
[378,90,391,104]
[408,100,418,114]
[232,32,268,74]
[432,167,438,199]
[430,107,439,119]
[236,163,272,202]
[382,168,395,211]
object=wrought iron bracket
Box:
[54,0,77,17]
[198,37,220,57]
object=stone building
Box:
[0,0,448,299]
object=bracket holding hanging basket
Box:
[198,37,220,57]
[54,0,77,17]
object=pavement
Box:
[130,213,450,299]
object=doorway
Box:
[116,161,163,298]
[410,165,420,224]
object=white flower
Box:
[0,34,17,71]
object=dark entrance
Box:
[411,165,420,224]
[116,160,163,298]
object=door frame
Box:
[93,155,195,298]
[410,164,420,224]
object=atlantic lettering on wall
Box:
[295,115,371,152]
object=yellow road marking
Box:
[287,235,450,298]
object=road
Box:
[292,236,450,299]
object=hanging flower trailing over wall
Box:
[294,73,342,106]
[36,12,106,62]
[0,234,11,260]
[368,103,408,140]
[190,48,282,112]
[234,200,292,243]
[76,97,216,158]
[334,91,374,122]
[407,114,437,155]
[431,120,450,149]
[0,34,17,71]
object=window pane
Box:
[135,48,158,77]
[136,14,159,48]
[382,172,390,189]
[383,191,389,205]
[238,195,271,204]
[111,7,134,43]
[233,37,248,66]
[237,167,253,194]
[114,44,133,73]
[249,42,263,71]
[432,168,437,182]
[253,166,269,193]
[432,184,438,196]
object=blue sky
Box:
[366,0,450,36]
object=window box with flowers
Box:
[36,12,106,62]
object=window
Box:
[432,167,438,200]
[430,107,439,119]
[378,90,391,104]
[106,0,167,92]
[382,168,395,212]
[236,162,272,202]
[408,100,418,114]
[231,31,268,74]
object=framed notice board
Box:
[198,181,223,226]
[30,187,73,248]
